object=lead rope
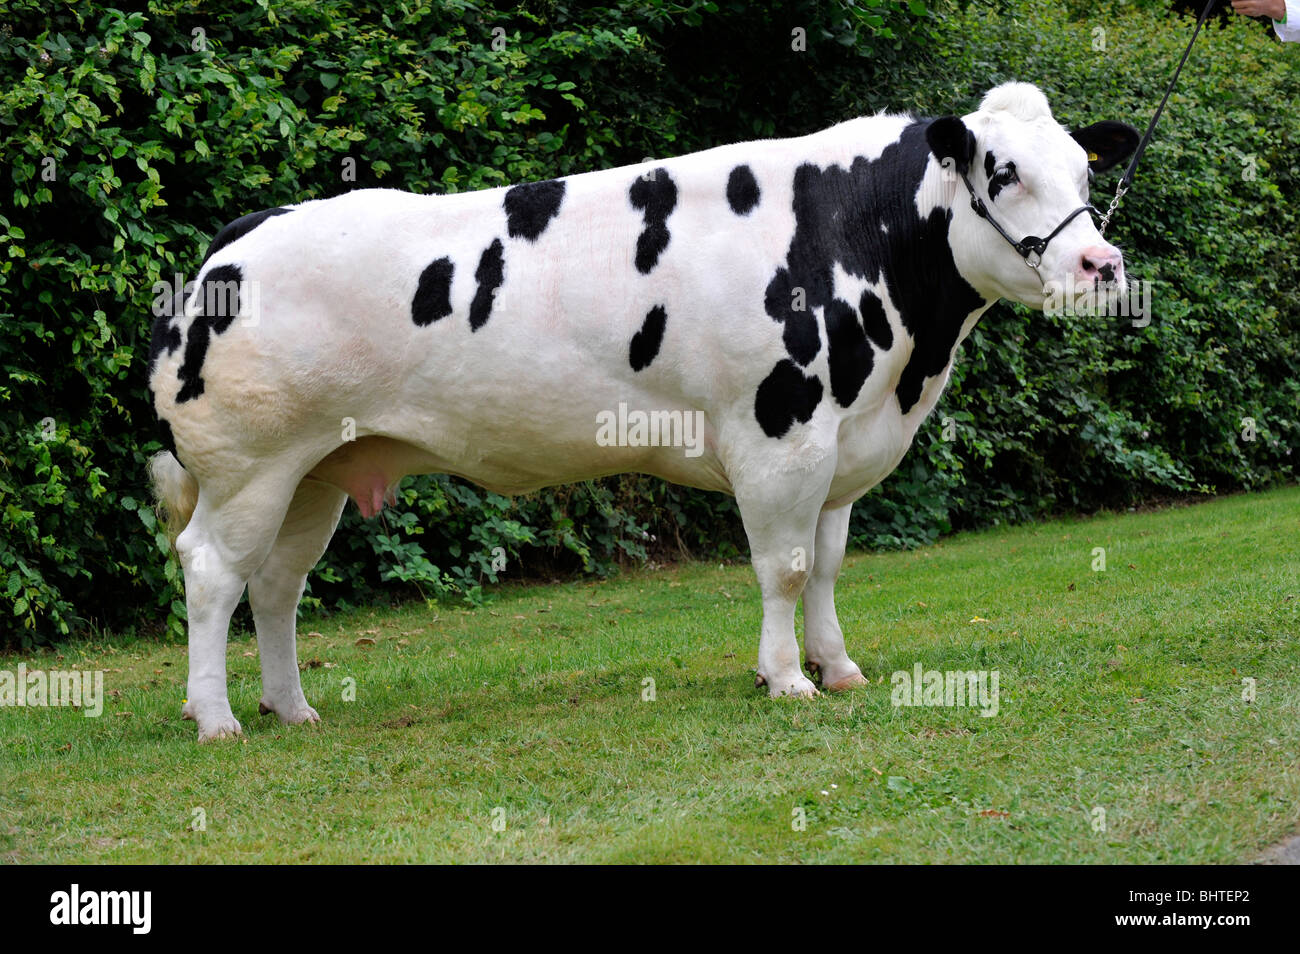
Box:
[1099,0,1217,236]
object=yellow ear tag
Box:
[1088,152,1099,161]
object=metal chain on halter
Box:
[1098,0,1215,237]
[1097,181,1127,237]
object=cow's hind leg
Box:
[802,503,867,691]
[735,459,836,699]
[248,480,347,726]
[178,472,301,741]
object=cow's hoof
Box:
[755,673,767,689]
[259,698,321,726]
[197,720,243,742]
[825,670,869,692]
[183,702,243,742]
[762,673,820,699]
[808,658,866,692]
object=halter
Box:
[957,168,1098,274]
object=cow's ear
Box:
[1071,121,1140,173]
[926,116,975,176]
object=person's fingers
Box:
[1232,0,1286,16]
[1231,0,1263,14]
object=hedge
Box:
[0,0,935,645]
[1,0,1295,647]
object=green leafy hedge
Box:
[1,0,1294,647]
[0,0,930,645]
[859,0,1299,548]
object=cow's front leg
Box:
[802,502,868,691]
[735,460,836,698]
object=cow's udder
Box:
[306,436,438,518]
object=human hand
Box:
[1231,0,1286,19]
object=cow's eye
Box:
[991,163,1019,189]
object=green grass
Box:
[3,487,1298,863]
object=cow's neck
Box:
[810,119,990,415]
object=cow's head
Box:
[927,82,1139,309]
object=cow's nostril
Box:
[1099,262,1115,283]
[1081,256,1096,273]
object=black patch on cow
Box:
[411,257,454,326]
[156,209,287,404]
[629,305,667,372]
[755,359,824,438]
[629,170,677,273]
[503,179,566,242]
[824,298,871,408]
[147,290,183,458]
[726,165,760,215]
[469,239,504,331]
[145,322,181,459]
[201,207,291,266]
[175,264,244,403]
[202,265,242,335]
[983,150,996,182]
[756,120,986,434]
[763,267,821,365]
[859,289,892,351]
[147,290,184,375]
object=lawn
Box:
[2,486,1297,863]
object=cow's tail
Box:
[149,451,199,545]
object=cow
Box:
[147,82,1138,741]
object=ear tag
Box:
[1087,152,1099,161]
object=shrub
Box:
[848,0,1298,546]
[0,0,932,646]
[1,1,1293,647]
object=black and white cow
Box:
[148,82,1138,741]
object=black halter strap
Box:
[958,169,1097,270]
